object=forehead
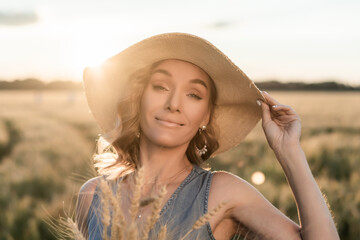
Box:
[152,59,210,83]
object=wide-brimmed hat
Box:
[83,32,264,156]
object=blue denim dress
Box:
[87,165,216,239]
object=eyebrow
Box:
[189,79,208,89]
[152,69,172,77]
[152,69,208,89]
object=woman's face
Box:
[140,59,211,148]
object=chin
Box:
[145,133,190,149]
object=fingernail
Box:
[263,91,268,95]
[272,105,278,108]
[256,100,261,106]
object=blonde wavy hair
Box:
[94,60,219,178]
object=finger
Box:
[271,104,298,115]
[257,100,272,124]
[262,91,281,106]
[273,114,299,123]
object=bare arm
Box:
[211,92,338,239]
[258,91,339,239]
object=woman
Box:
[76,33,339,239]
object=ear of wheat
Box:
[179,201,227,240]
[66,217,87,240]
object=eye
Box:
[152,84,168,91]
[187,93,202,100]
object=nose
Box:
[165,89,181,113]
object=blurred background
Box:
[0,0,359,239]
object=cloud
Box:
[0,11,38,26]
[208,20,237,30]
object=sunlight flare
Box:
[251,171,265,185]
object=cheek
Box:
[140,88,163,115]
[139,88,163,130]
[185,101,209,125]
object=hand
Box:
[258,91,301,153]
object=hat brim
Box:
[83,32,264,156]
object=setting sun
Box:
[64,23,122,77]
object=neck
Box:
[138,136,193,185]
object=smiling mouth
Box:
[155,117,185,127]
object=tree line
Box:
[0,78,359,91]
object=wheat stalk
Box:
[110,181,126,240]
[127,222,138,240]
[100,180,126,240]
[141,185,167,240]
[130,168,144,222]
[179,201,227,240]
[157,225,167,240]
[99,179,111,240]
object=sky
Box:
[0,0,359,85]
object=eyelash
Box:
[188,93,202,100]
[152,85,167,91]
[152,84,202,100]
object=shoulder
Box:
[210,170,281,212]
[210,171,261,208]
[78,176,102,196]
[211,170,246,186]
[76,176,103,235]
[207,171,263,235]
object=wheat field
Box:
[0,90,359,239]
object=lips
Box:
[155,117,184,127]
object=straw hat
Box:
[83,32,264,155]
